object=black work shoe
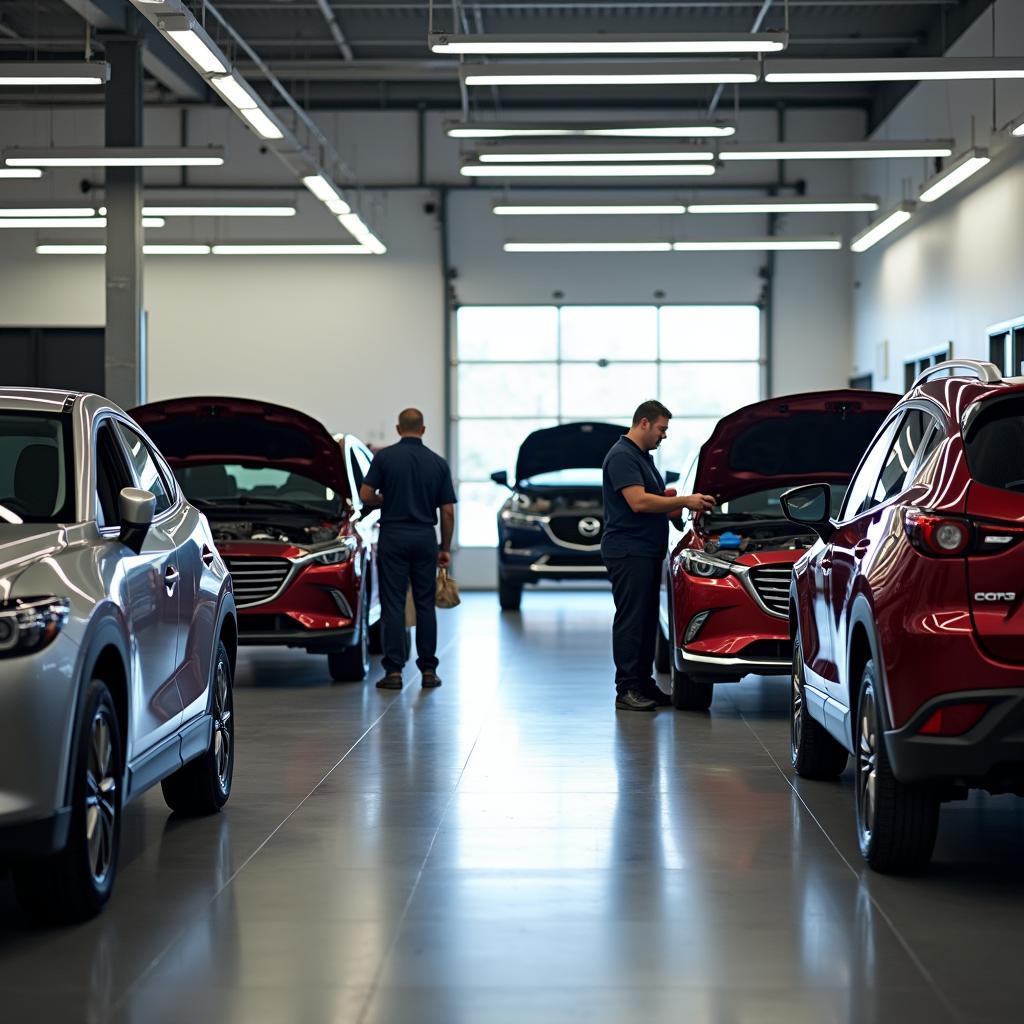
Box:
[615,689,657,712]
[421,672,442,689]
[645,686,672,708]
[375,673,403,690]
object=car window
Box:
[113,421,174,515]
[911,415,944,480]
[839,416,901,521]
[873,410,931,505]
[963,395,1024,493]
[0,412,75,523]
[95,422,135,528]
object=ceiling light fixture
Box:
[688,197,880,213]
[461,61,760,87]
[36,244,212,255]
[165,26,228,74]
[0,207,97,217]
[505,242,674,253]
[431,32,787,56]
[337,213,388,254]
[446,120,736,139]
[4,147,225,167]
[719,142,952,161]
[494,204,687,216]
[302,173,351,215]
[504,238,841,253]
[850,203,915,253]
[0,169,43,178]
[476,149,715,163]
[209,73,284,140]
[765,57,1024,83]
[142,206,296,217]
[239,107,284,140]
[462,163,717,178]
[0,216,165,228]
[0,62,111,86]
[918,148,991,203]
[211,244,372,255]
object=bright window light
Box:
[446,121,736,139]
[494,204,687,216]
[918,149,991,203]
[688,198,880,213]
[167,28,228,74]
[431,32,787,55]
[239,107,284,140]
[504,242,674,253]
[4,148,224,167]
[211,244,372,255]
[720,143,952,161]
[673,238,842,251]
[477,150,715,163]
[765,57,1024,83]
[850,205,915,253]
[0,62,110,86]
[142,206,296,217]
[462,62,760,87]
[462,163,717,178]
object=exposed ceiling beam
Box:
[314,0,354,61]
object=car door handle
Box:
[854,540,871,559]
[201,544,216,568]
[164,565,180,593]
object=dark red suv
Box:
[133,397,380,683]
[661,390,898,711]
[782,360,1024,872]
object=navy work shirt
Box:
[362,436,457,528]
[601,436,668,559]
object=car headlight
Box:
[500,508,550,527]
[292,538,357,566]
[0,596,70,657]
[681,551,733,580]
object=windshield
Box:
[0,412,75,524]
[176,463,343,514]
[520,468,604,488]
[963,396,1024,492]
[705,484,848,525]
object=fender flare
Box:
[846,592,891,735]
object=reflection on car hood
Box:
[693,389,900,502]
[0,524,68,598]
[131,396,349,497]
[514,421,622,485]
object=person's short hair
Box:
[398,407,425,432]
[632,399,672,426]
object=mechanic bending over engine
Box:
[359,407,457,691]
[602,400,716,712]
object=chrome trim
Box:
[737,564,792,621]
[911,358,1000,391]
[223,555,297,609]
[539,518,602,552]
[681,649,791,669]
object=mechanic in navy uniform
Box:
[359,408,457,690]
[602,400,716,712]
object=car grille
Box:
[223,556,292,608]
[747,565,793,618]
[546,515,603,547]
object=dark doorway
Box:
[848,373,873,390]
[0,328,104,393]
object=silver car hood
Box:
[0,524,70,599]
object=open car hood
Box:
[693,389,900,502]
[131,396,349,497]
[514,421,623,485]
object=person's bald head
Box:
[397,408,425,437]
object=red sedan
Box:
[133,397,381,682]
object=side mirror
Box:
[780,483,834,542]
[490,470,510,488]
[118,487,156,554]
[664,470,681,485]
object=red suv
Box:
[661,390,898,711]
[782,360,1024,872]
[133,397,380,682]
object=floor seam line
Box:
[725,689,965,1024]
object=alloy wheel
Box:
[856,688,879,845]
[212,657,233,794]
[85,710,117,886]
[790,654,803,762]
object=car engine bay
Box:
[211,519,342,545]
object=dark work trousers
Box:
[378,525,439,675]
[604,555,662,696]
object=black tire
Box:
[654,600,672,675]
[498,573,522,612]
[328,624,370,682]
[162,641,235,816]
[671,662,714,711]
[855,664,940,873]
[13,679,123,924]
[790,637,848,779]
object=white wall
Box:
[851,0,1024,389]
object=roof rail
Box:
[910,359,1002,391]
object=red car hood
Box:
[131,396,349,497]
[693,389,899,502]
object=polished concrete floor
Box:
[3,592,1024,1023]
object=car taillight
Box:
[903,509,1024,557]
[918,702,988,736]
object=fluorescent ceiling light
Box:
[4,147,225,167]
[0,207,97,217]
[142,206,296,217]
[477,150,715,163]
[765,57,1024,83]
[337,213,388,253]
[918,148,991,203]
[447,120,735,139]
[850,203,915,253]
[0,217,164,228]
[462,163,716,178]
[239,107,285,140]
[302,173,351,215]
[720,142,952,161]
[211,244,372,255]
[461,61,760,87]
[505,242,673,253]
[0,169,43,178]
[688,198,880,213]
[166,28,228,74]
[674,238,841,251]
[209,73,257,110]
[431,32,786,55]
[494,204,687,216]
[0,62,110,86]
[36,244,212,255]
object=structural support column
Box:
[104,36,145,408]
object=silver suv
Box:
[0,389,237,923]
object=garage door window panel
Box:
[560,306,657,361]
[458,364,559,418]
